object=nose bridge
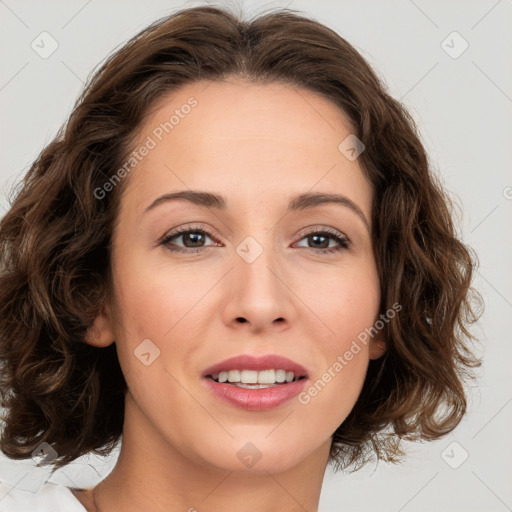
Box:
[235,232,283,297]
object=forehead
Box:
[138,78,353,152]
[121,79,371,217]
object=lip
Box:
[203,377,308,411]
[201,354,308,378]
[201,354,309,411]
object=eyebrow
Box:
[144,190,370,230]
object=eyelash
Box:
[159,224,350,255]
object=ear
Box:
[368,333,387,360]
[84,308,115,348]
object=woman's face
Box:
[102,79,383,473]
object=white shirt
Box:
[0,482,87,511]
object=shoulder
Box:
[0,481,88,512]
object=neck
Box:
[78,392,331,512]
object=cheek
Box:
[296,259,380,338]
[111,256,217,342]
[110,266,201,433]
[109,257,223,403]
[293,263,379,420]
[295,332,370,445]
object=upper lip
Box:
[202,354,309,378]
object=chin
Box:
[191,435,312,475]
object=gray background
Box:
[1,0,511,511]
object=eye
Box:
[293,227,350,254]
[159,225,350,255]
[159,225,220,253]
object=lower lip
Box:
[203,377,308,411]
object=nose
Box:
[221,243,296,334]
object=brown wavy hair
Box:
[0,4,482,473]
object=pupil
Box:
[310,234,328,249]
[184,232,204,247]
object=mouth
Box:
[206,369,306,389]
[201,354,309,410]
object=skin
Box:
[75,79,386,512]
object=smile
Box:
[202,354,309,410]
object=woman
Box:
[0,4,481,511]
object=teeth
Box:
[258,369,275,384]
[233,383,285,389]
[241,370,257,383]
[210,369,303,384]
[228,370,240,382]
[275,369,286,383]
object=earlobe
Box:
[84,312,115,347]
[369,337,387,360]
